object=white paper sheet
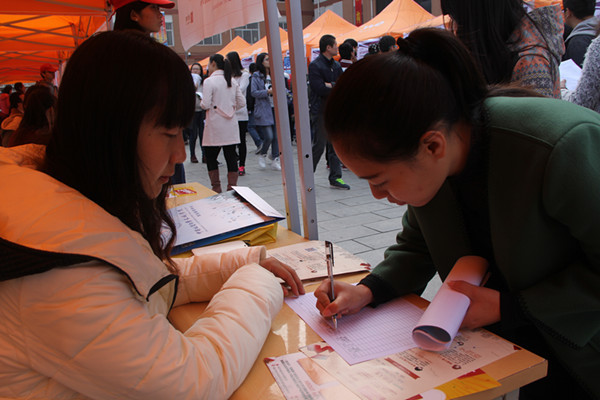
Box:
[265,352,447,400]
[559,59,582,90]
[300,328,516,400]
[285,292,423,365]
[268,241,371,281]
[167,190,271,247]
[413,256,488,352]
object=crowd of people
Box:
[0,0,599,398]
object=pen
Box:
[325,240,337,329]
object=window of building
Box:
[164,15,174,46]
[197,33,222,46]
[151,13,173,46]
[234,22,260,44]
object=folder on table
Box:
[166,186,284,255]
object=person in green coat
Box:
[315,28,599,399]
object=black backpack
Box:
[246,75,255,114]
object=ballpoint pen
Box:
[325,240,337,329]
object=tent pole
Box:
[261,0,302,235]
[283,0,319,239]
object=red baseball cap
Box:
[110,0,175,10]
[40,63,58,73]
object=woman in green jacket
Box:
[315,28,599,399]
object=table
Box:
[167,183,547,400]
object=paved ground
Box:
[183,135,442,300]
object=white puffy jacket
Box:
[0,145,283,399]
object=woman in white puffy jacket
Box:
[201,53,246,193]
[0,30,303,400]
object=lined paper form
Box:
[286,292,424,365]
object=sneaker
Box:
[271,157,281,171]
[190,156,198,163]
[258,154,267,169]
[254,142,263,154]
[330,178,350,190]
[238,166,245,176]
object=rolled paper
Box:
[412,256,488,351]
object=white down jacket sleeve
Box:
[172,245,267,306]
[15,252,282,400]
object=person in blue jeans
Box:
[251,53,280,171]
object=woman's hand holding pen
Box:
[260,257,305,297]
[314,281,373,319]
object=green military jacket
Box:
[370,97,600,396]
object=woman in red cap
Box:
[111,0,188,184]
[111,0,175,34]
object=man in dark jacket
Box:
[309,34,349,190]
[563,0,599,67]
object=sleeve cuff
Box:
[500,291,530,333]
[359,274,399,307]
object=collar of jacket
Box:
[0,145,177,308]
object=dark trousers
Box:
[311,112,341,183]
[172,163,185,184]
[204,145,238,173]
[237,120,248,167]
[185,110,205,159]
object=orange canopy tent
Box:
[281,10,356,57]
[238,27,288,62]
[397,14,449,37]
[338,0,432,43]
[525,0,562,8]
[0,0,110,16]
[198,35,251,69]
[0,0,109,84]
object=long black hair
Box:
[226,51,244,78]
[44,30,195,267]
[255,52,269,76]
[325,28,536,162]
[441,0,526,84]
[209,53,232,87]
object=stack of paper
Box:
[166,186,283,255]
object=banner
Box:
[178,0,264,51]
[355,0,363,26]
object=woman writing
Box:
[200,54,245,193]
[315,28,598,399]
[0,30,303,399]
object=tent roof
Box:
[339,0,432,42]
[398,14,448,37]
[0,14,104,52]
[0,0,108,83]
[0,0,110,16]
[281,10,356,53]
[198,35,251,68]
[238,27,288,60]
